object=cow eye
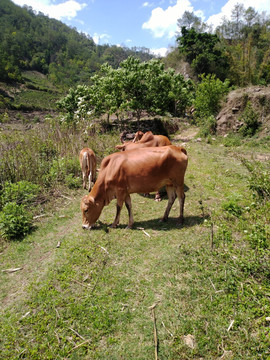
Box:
[84,209,88,213]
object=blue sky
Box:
[12,0,270,56]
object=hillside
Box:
[217,85,270,136]
[0,0,153,86]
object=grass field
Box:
[0,139,269,359]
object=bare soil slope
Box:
[216,85,270,136]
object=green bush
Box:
[241,159,270,201]
[43,157,80,187]
[0,181,40,210]
[194,74,230,119]
[198,115,217,137]
[65,174,81,189]
[223,133,242,147]
[239,101,260,137]
[0,202,33,240]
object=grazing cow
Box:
[81,145,188,230]
[79,148,97,192]
[116,131,171,151]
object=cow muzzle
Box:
[82,224,91,230]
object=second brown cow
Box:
[79,148,97,192]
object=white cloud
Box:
[207,0,270,28]
[142,1,154,7]
[150,47,169,57]
[93,33,111,44]
[142,0,193,38]
[12,0,87,20]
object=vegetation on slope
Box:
[0,0,153,86]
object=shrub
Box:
[0,202,33,240]
[65,174,81,189]
[241,159,270,201]
[0,181,40,210]
[223,133,242,147]
[238,101,260,137]
[194,74,230,119]
[198,115,217,137]
[43,157,80,187]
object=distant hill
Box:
[0,0,154,87]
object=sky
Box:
[11,0,270,56]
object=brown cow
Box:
[79,148,97,192]
[81,145,188,230]
[116,131,171,151]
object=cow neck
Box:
[89,178,105,204]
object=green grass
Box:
[0,140,269,359]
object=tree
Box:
[177,11,208,34]
[58,56,195,125]
[193,74,230,120]
[177,27,229,80]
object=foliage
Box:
[176,6,270,86]
[43,157,81,187]
[0,0,153,86]
[194,74,230,123]
[0,202,32,240]
[222,198,243,217]
[0,180,40,210]
[238,101,261,136]
[58,57,194,124]
[177,26,229,80]
[198,115,217,137]
[241,159,270,201]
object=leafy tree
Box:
[193,74,230,120]
[177,27,229,80]
[177,11,208,34]
[58,57,194,124]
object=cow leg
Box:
[162,186,176,222]
[82,172,87,189]
[111,202,123,228]
[88,159,93,192]
[88,170,92,192]
[155,191,162,201]
[125,195,134,228]
[176,186,185,224]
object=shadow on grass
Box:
[91,214,207,232]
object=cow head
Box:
[81,195,103,229]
